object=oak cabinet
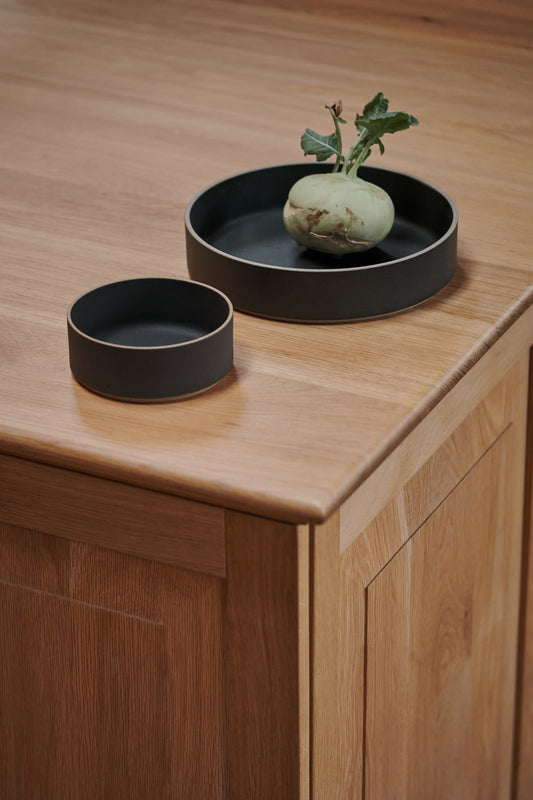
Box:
[312,354,530,799]
[0,530,226,798]
[1,0,532,794]
[0,511,302,799]
[1,351,531,799]
[365,434,521,798]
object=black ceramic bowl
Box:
[67,278,233,402]
[185,162,458,322]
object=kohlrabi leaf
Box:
[300,128,341,162]
[360,92,389,118]
[355,110,419,140]
[297,94,418,175]
[348,98,419,174]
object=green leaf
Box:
[296,94,419,176]
[355,110,419,139]
[300,128,341,162]
[347,102,419,174]
[360,91,389,119]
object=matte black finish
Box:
[185,163,458,322]
[67,278,233,401]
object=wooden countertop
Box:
[1,0,532,522]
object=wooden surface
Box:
[366,430,521,798]
[311,511,341,797]
[0,452,226,575]
[311,357,528,798]
[345,356,528,586]
[515,349,533,797]
[0,513,308,798]
[0,523,226,798]
[339,327,532,551]
[228,0,533,49]
[224,512,304,797]
[1,0,532,522]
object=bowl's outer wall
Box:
[68,319,233,400]
[68,278,234,401]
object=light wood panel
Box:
[514,350,533,799]
[312,511,368,799]
[0,523,225,798]
[224,511,305,798]
[366,430,521,798]
[311,355,529,798]
[311,511,341,796]
[298,525,311,800]
[516,501,533,798]
[0,453,225,576]
[346,356,527,584]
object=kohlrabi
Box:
[283,93,419,256]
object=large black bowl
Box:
[185,163,458,322]
[68,278,233,402]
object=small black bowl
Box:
[67,278,233,402]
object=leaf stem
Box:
[347,145,371,176]
[343,130,375,177]
[326,104,344,173]
[342,131,363,175]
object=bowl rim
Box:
[67,276,234,351]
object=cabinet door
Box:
[312,357,528,799]
[0,514,305,799]
[0,528,225,799]
[365,431,519,799]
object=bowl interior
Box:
[187,163,456,271]
[70,278,231,348]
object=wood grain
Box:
[0,452,225,576]
[227,0,533,48]
[0,522,225,799]
[339,316,533,547]
[0,1,532,795]
[366,430,522,798]
[344,356,528,583]
[514,350,533,799]
[1,581,171,798]
[0,0,532,522]
[311,512,341,797]
[224,511,304,797]
[297,524,311,800]
[310,356,529,798]
[0,511,310,798]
